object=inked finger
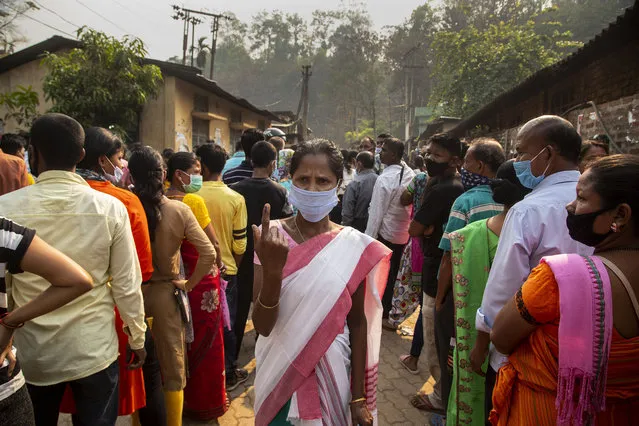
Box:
[261,203,271,234]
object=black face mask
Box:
[566,208,612,247]
[425,158,450,177]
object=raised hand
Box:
[252,204,289,275]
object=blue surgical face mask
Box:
[181,174,203,193]
[513,146,551,190]
[288,184,339,223]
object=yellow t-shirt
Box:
[197,181,247,275]
[179,193,211,230]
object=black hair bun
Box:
[490,178,527,206]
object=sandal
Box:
[399,355,420,375]
[382,319,398,331]
[410,393,446,415]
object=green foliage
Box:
[326,6,383,136]
[549,0,635,43]
[429,12,581,117]
[345,120,374,145]
[180,1,631,141]
[441,0,548,30]
[42,27,163,133]
[0,85,40,129]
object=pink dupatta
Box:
[541,254,613,426]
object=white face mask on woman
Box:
[288,184,339,223]
[103,158,124,185]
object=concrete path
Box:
[60,310,435,425]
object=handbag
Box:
[174,288,191,324]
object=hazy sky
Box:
[16,0,429,60]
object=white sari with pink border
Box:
[254,226,391,426]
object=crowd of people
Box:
[0,111,637,426]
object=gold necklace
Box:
[293,215,307,243]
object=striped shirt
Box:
[222,160,253,185]
[0,217,35,401]
[438,185,503,252]
[221,151,246,175]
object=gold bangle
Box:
[257,293,279,309]
[350,397,367,405]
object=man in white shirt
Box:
[470,115,592,415]
[366,137,415,320]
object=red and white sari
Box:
[254,224,391,425]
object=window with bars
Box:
[192,118,209,146]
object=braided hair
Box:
[128,146,164,241]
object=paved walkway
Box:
[60,311,435,425]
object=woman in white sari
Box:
[252,139,391,426]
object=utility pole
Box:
[403,65,424,141]
[172,5,228,73]
[404,67,410,142]
[171,5,190,65]
[388,95,392,135]
[189,17,199,67]
[209,14,231,80]
[300,65,312,140]
[401,45,424,141]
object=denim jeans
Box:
[28,360,119,426]
[235,257,254,358]
[378,236,406,318]
[223,274,239,379]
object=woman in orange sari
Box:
[490,154,639,425]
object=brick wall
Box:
[478,93,639,155]
[566,93,639,152]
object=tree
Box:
[42,28,163,136]
[384,4,441,135]
[441,0,548,31]
[193,36,210,69]
[324,6,384,141]
[549,0,634,43]
[166,1,617,142]
[344,119,374,146]
[0,1,37,56]
[0,84,39,129]
[429,13,580,117]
